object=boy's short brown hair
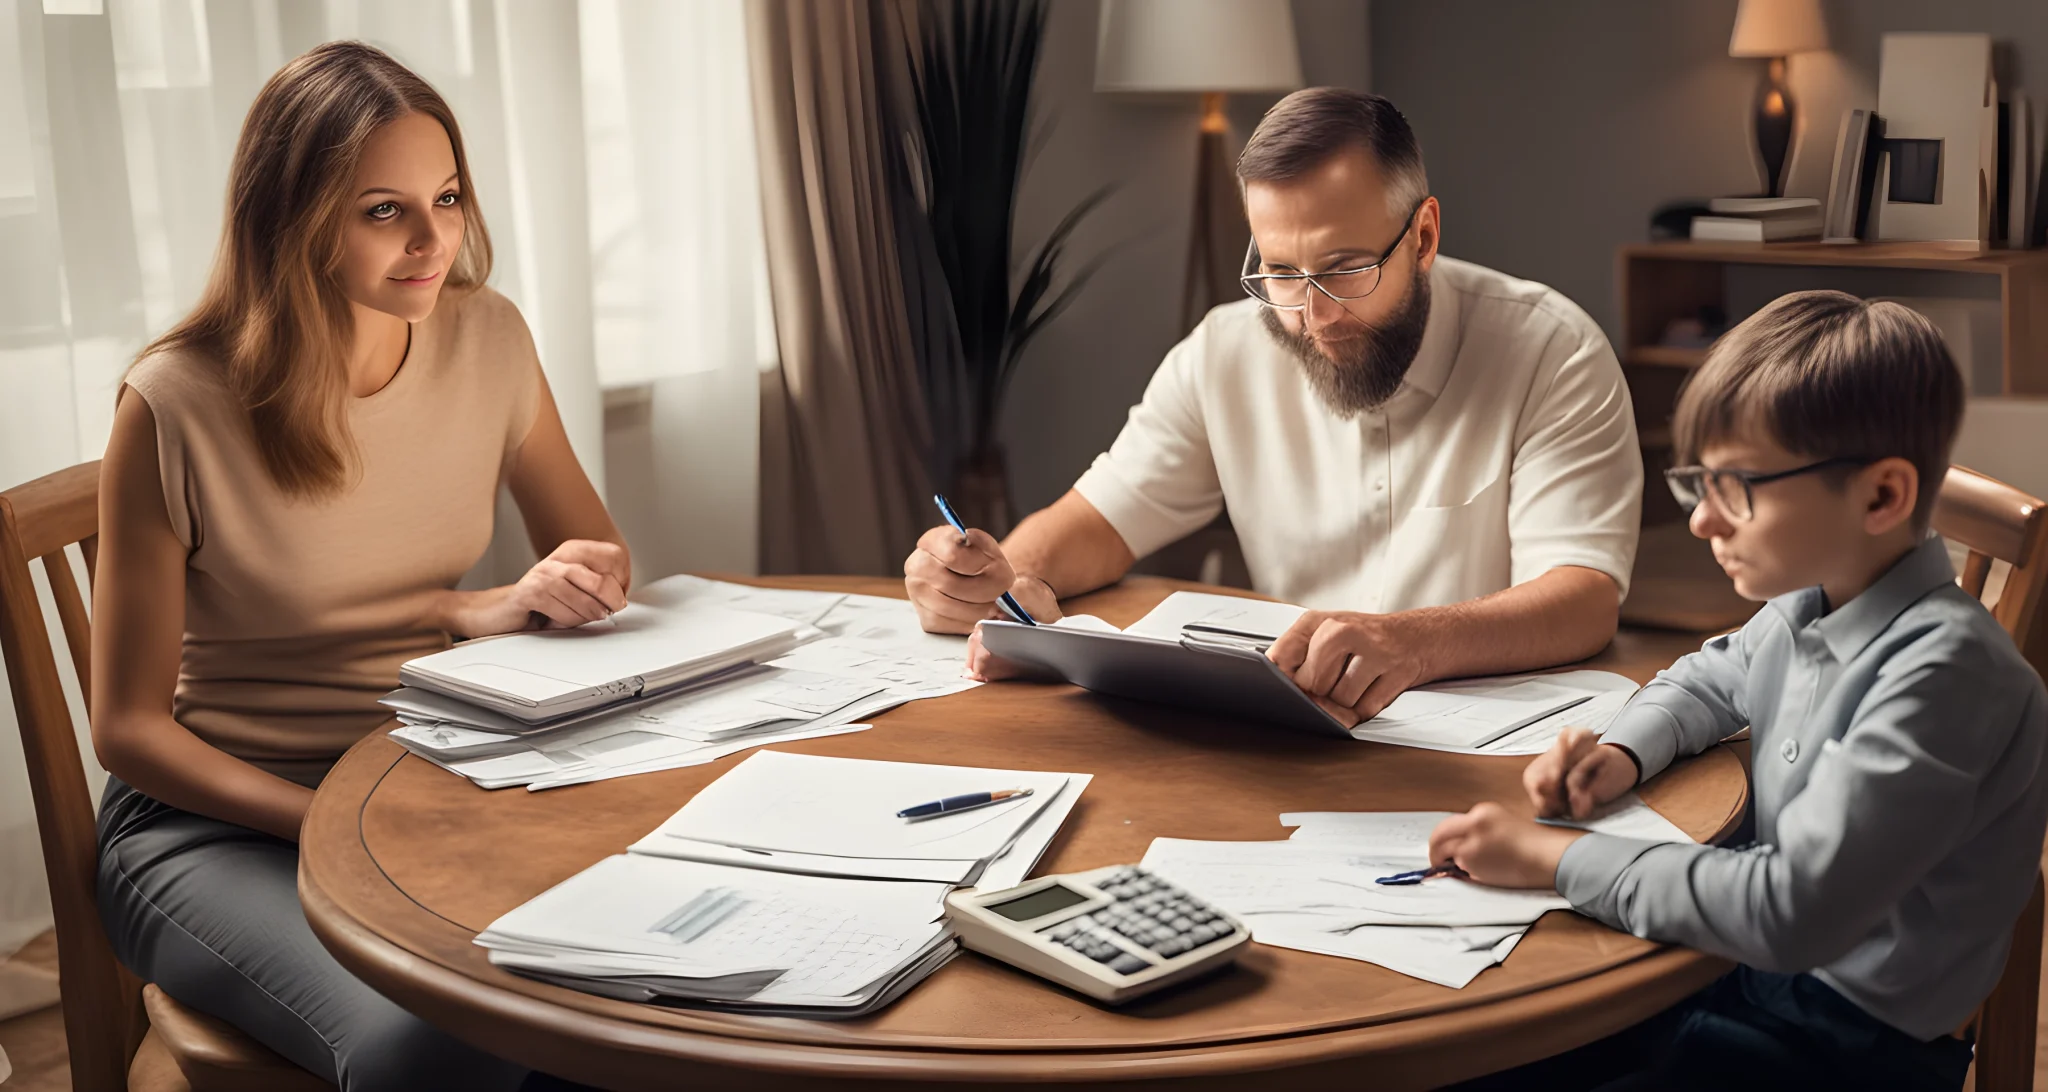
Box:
[1671,290,1963,527]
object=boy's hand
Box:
[1428,803,1588,889]
[1523,726,1639,819]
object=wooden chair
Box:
[1934,464,2048,1092]
[0,462,331,1091]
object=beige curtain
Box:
[748,0,935,575]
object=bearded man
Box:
[903,88,1642,727]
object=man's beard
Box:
[1259,263,1432,417]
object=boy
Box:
[1433,291,2048,1091]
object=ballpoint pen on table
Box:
[896,788,1035,819]
[931,493,1037,626]
[1374,864,1468,886]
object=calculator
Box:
[943,864,1249,1004]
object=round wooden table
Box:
[299,577,1748,1091]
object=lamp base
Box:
[1182,92,1249,331]
[1752,56,1795,199]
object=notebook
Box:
[399,604,806,723]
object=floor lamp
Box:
[1096,0,1303,333]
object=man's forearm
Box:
[1395,566,1620,684]
[1000,490,1138,599]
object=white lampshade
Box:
[1095,0,1303,94]
[1729,0,1828,58]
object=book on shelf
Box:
[2009,93,2039,248]
[1822,109,1883,243]
[1706,197,1821,216]
[1690,214,1822,242]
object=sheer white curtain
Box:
[0,0,767,1003]
[581,0,773,580]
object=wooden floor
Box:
[3,906,2047,1090]
[0,932,66,1092]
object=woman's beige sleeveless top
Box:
[121,285,542,786]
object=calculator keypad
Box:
[1037,867,1234,974]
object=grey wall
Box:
[999,0,1373,515]
[1370,0,2048,340]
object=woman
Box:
[92,42,622,1090]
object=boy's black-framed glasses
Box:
[1664,457,1878,522]
[1239,196,1429,310]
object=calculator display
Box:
[987,883,1089,922]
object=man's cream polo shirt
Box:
[1073,256,1642,614]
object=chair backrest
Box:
[1930,465,2048,1092]
[1934,464,2048,661]
[0,460,144,1092]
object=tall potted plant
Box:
[903,0,1108,536]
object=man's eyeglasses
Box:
[1663,457,1877,522]
[1240,196,1428,310]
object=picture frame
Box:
[1873,33,1996,246]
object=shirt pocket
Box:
[1388,475,1512,610]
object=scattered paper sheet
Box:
[1141,838,1569,927]
[1251,917,1524,989]
[1280,811,1459,854]
[633,751,1088,885]
[1536,793,1695,844]
[1351,678,1597,749]
[1282,795,1693,851]
[1138,833,1565,989]
[402,719,875,791]
[631,575,849,626]
[1358,670,1642,756]
[1252,799,1690,986]
[1122,590,1306,643]
[1479,685,1638,755]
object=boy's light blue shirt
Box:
[1557,534,2048,1040]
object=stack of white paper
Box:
[386,577,986,790]
[768,590,985,703]
[629,751,1091,890]
[477,749,1092,1016]
[387,664,901,790]
[476,855,957,1016]
[1140,798,1691,989]
[401,599,810,724]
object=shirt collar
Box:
[1390,259,1459,403]
[1770,535,1958,661]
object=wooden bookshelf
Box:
[1620,241,2048,394]
[1619,241,2048,528]
[1612,243,2048,628]
[1624,345,1709,369]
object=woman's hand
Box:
[435,539,631,638]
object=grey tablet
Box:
[977,622,1352,739]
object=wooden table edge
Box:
[302,843,1731,1086]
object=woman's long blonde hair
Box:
[139,41,492,497]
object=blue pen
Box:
[897,788,1034,819]
[1374,864,1467,886]
[932,494,1037,626]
